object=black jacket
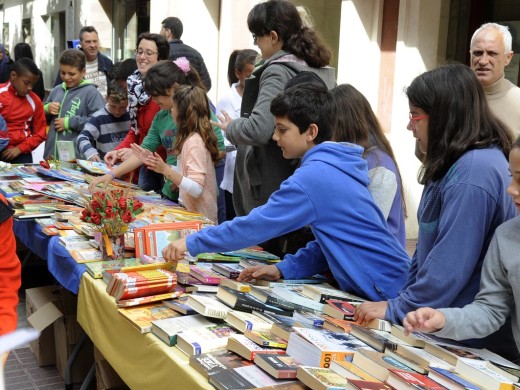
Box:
[168,39,211,92]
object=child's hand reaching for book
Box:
[402,307,446,335]
[162,237,188,265]
[354,301,388,326]
[237,265,281,282]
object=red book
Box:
[386,369,447,390]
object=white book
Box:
[224,310,273,333]
[176,325,237,356]
[151,314,215,346]
[272,286,324,312]
[185,294,232,319]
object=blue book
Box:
[428,366,481,389]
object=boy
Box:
[43,49,105,160]
[0,58,46,163]
[77,80,130,161]
[162,83,411,301]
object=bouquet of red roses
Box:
[80,189,144,236]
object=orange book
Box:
[140,222,202,256]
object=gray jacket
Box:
[226,50,336,216]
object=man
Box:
[53,26,113,97]
[470,23,520,138]
[160,17,211,91]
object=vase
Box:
[100,233,125,260]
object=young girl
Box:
[355,63,516,358]
[331,84,406,248]
[404,136,520,362]
[134,85,220,223]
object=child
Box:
[43,49,105,160]
[331,84,406,248]
[0,58,46,163]
[133,85,220,223]
[354,64,515,357]
[76,80,130,161]
[403,136,520,361]
[161,83,411,302]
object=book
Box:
[292,310,325,327]
[219,278,251,293]
[261,313,296,342]
[286,327,367,368]
[393,344,455,372]
[107,269,178,301]
[211,263,244,279]
[58,236,91,250]
[350,324,399,353]
[117,302,178,333]
[253,278,327,288]
[296,366,349,390]
[427,366,481,390]
[346,380,391,389]
[196,252,243,263]
[189,350,254,379]
[56,140,76,161]
[185,294,232,319]
[216,286,293,316]
[227,334,285,361]
[385,348,430,374]
[151,314,217,346]
[224,310,273,333]
[254,353,301,379]
[76,159,115,175]
[323,299,356,320]
[222,248,280,261]
[250,286,307,313]
[146,222,202,257]
[329,360,380,382]
[351,348,417,382]
[116,289,185,307]
[244,329,288,348]
[209,365,293,390]
[190,263,228,285]
[365,318,392,332]
[386,369,448,389]
[391,324,427,348]
[455,358,516,390]
[69,248,103,263]
[84,258,173,279]
[322,316,357,333]
[185,284,219,293]
[162,297,195,315]
[272,285,324,312]
[176,324,237,356]
[302,284,366,304]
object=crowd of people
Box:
[1,0,520,365]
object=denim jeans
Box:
[138,165,164,193]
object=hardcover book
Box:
[117,302,178,333]
[189,350,254,379]
[254,353,301,379]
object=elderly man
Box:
[160,16,212,91]
[54,26,113,97]
[470,23,520,138]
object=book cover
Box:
[455,358,516,390]
[176,325,237,356]
[329,360,380,382]
[391,325,426,348]
[185,284,219,293]
[189,350,254,379]
[185,294,232,319]
[302,284,366,304]
[190,263,227,285]
[69,248,103,263]
[151,313,216,346]
[117,303,178,333]
[296,366,349,390]
[224,310,273,333]
[163,296,196,315]
[352,348,417,382]
[292,310,325,328]
[216,286,293,316]
[146,222,202,256]
[347,379,392,390]
[387,369,448,389]
[350,325,399,353]
[322,315,357,333]
[323,299,357,320]
[395,344,455,372]
[211,263,244,279]
[197,252,242,263]
[250,286,306,313]
[210,365,291,390]
[219,278,251,293]
[272,286,324,312]
[85,258,143,278]
[254,353,301,379]
[115,289,185,308]
[227,334,285,361]
[244,329,288,348]
[221,248,280,261]
[427,366,481,390]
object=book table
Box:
[77,275,213,390]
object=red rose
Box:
[106,200,114,208]
[105,207,116,219]
[91,212,102,225]
[39,160,50,169]
[80,209,89,222]
[133,200,143,211]
[91,200,101,211]
[118,198,128,210]
[122,209,133,223]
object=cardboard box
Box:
[93,346,128,389]
[25,286,60,366]
[27,286,94,383]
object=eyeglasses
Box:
[134,49,158,58]
[409,113,429,129]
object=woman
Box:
[216,0,336,256]
[331,84,406,248]
[13,43,45,100]
[103,33,169,191]
[0,44,13,84]
[216,49,258,220]
[355,63,516,358]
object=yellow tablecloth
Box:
[77,276,213,390]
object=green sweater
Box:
[140,109,225,200]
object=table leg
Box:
[64,332,90,390]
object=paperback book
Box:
[117,302,178,333]
[244,329,288,349]
[227,334,285,361]
[176,324,237,356]
[151,313,217,346]
[254,353,302,379]
[185,294,232,319]
[302,284,366,304]
[296,366,349,390]
[209,364,293,390]
[189,350,254,379]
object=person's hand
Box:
[88,154,102,162]
[237,265,281,283]
[162,237,188,264]
[0,146,21,161]
[210,110,232,132]
[403,307,446,335]
[117,148,133,162]
[132,144,168,175]
[54,118,66,132]
[88,174,113,192]
[131,143,154,164]
[354,301,388,325]
[47,102,61,115]
[104,150,119,167]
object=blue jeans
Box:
[138,165,164,193]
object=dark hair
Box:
[162,17,183,39]
[142,60,204,96]
[331,84,406,216]
[106,79,128,103]
[172,85,220,162]
[270,83,333,144]
[109,59,137,81]
[513,136,520,150]
[136,33,170,61]
[247,0,331,68]
[406,63,513,184]
[12,58,39,77]
[59,49,86,70]
[79,26,98,41]
[227,49,258,86]
[14,43,34,61]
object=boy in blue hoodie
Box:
[162,83,411,301]
[43,49,105,160]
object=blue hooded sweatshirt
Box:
[187,142,411,301]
